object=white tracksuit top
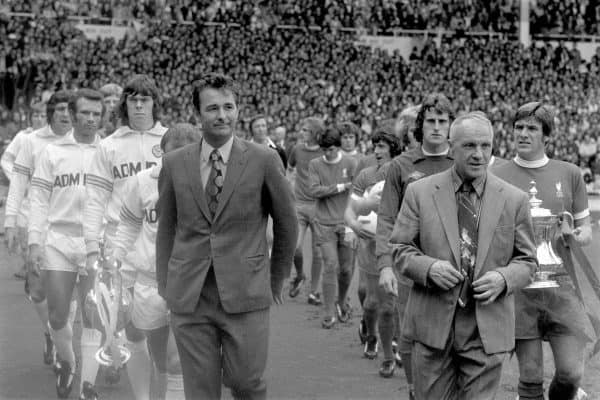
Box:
[83,122,167,255]
[28,132,100,247]
[4,125,65,229]
[113,165,160,287]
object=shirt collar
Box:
[322,152,343,164]
[342,149,358,156]
[250,137,277,149]
[111,121,167,138]
[513,154,550,169]
[451,166,486,198]
[421,145,450,157]
[54,130,101,146]
[201,136,234,165]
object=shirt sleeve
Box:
[83,142,114,254]
[112,176,143,261]
[376,161,403,270]
[4,135,33,228]
[1,132,22,180]
[28,147,53,245]
[352,169,369,197]
[570,165,589,220]
[308,158,340,198]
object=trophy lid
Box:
[529,181,552,217]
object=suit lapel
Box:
[184,142,212,222]
[474,175,506,277]
[213,138,248,221]
[433,172,461,268]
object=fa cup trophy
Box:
[525,180,561,289]
[84,244,132,383]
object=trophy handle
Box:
[560,211,574,237]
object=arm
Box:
[264,150,298,300]
[0,133,21,180]
[156,157,177,298]
[570,166,592,246]
[389,184,439,287]
[83,143,113,256]
[494,193,537,295]
[308,159,349,198]
[375,161,403,271]
[112,176,144,262]
[4,136,33,228]
[28,148,53,247]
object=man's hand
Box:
[571,225,592,246]
[86,252,99,272]
[473,271,506,305]
[4,226,18,255]
[271,277,284,305]
[428,260,464,290]
[379,266,398,296]
[343,229,358,248]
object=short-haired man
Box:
[156,73,297,399]
[249,114,287,169]
[344,127,402,377]
[390,112,536,399]
[309,125,358,328]
[287,117,325,303]
[28,88,103,400]
[98,83,123,137]
[492,102,593,400]
[84,74,167,400]
[3,91,73,368]
[377,94,454,397]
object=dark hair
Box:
[372,125,402,158]
[117,74,161,126]
[192,73,240,113]
[414,93,454,143]
[160,123,202,152]
[249,114,267,135]
[336,121,361,145]
[318,125,342,148]
[46,90,74,123]
[512,102,554,137]
[69,89,105,118]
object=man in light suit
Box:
[156,73,298,400]
[385,112,537,399]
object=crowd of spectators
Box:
[1,0,600,35]
[2,11,600,172]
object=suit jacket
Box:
[390,169,537,354]
[156,137,298,314]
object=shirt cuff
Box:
[4,215,16,228]
[28,231,42,246]
[337,183,345,193]
[85,240,100,256]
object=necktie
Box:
[205,149,224,218]
[457,181,478,307]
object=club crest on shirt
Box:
[407,171,425,183]
[342,168,348,179]
[152,145,163,158]
[555,181,563,199]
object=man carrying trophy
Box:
[492,102,594,400]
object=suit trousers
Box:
[170,268,269,400]
[411,307,507,400]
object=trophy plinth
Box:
[525,181,560,289]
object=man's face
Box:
[103,95,119,112]
[450,120,492,181]
[341,133,356,152]
[422,110,450,148]
[197,88,238,141]
[299,124,313,143]
[72,97,103,137]
[373,141,392,166]
[514,117,546,161]
[126,94,154,127]
[31,110,46,129]
[322,145,340,162]
[251,117,268,143]
[50,102,72,134]
[273,126,286,143]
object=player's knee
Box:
[125,321,145,342]
[166,350,182,375]
[229,377,265,399]
[554,366,583,387]
[378,305,395,322]
[29,288,46,303]
[48,309,69,331]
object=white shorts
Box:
[42,231,86,275]
[131,281,168,331]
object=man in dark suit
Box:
[387,112,537,399]
[156,73,298,400]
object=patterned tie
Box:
[205,149,224,218]
[457,181,478,307]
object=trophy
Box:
[525,180,561,289]
[84,245,132,383]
